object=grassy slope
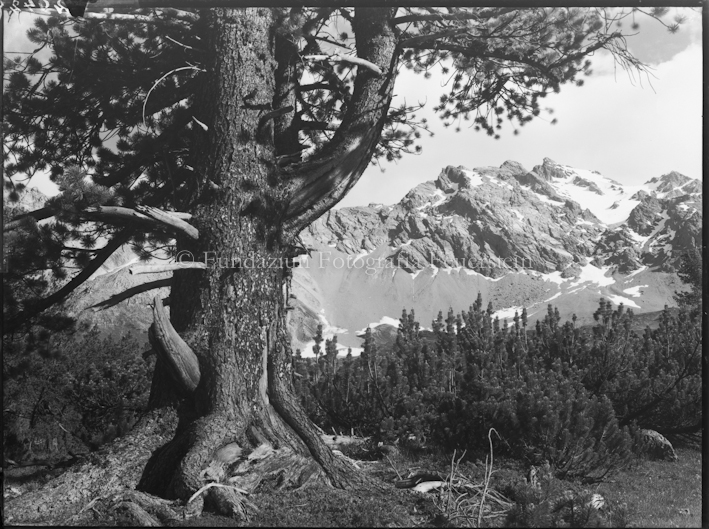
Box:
[596,447,703,528]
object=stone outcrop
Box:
[627,196,663,236]
[636,429,678,462]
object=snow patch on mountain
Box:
[538,271,565,285]
[534,160,642,224]
[545,292,562,302]
[570,264,615,288]
[606,294,641,309]
[624,265,648,279]
[431,189,447,207]
[623,285,648,297]
[462,170,483,187]
[298,310,362,357]
[494,306,524,320]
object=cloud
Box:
[625,7,702,66]
[341,30,702,208]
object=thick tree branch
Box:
[129,262,207,275]
[90,277,173,311]
[5,206,192,233]
[149,295,201,394]
[135,205,199,239]
[297,83,336,92]
[82,12,182,24]
[84,206,199,239]
[282,7,399,237]
[4,207,54,232]
[3,229,133,335]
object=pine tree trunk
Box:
[138,6,368,507]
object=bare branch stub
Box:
[129,262,207,275]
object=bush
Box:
[3,328,152,461]
[432,359,633,482]
[295,297,640,481]
[573,301,702,437]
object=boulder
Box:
[636,429,678,461]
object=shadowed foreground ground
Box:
[3,442,702,527]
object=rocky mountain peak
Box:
[532,157,574,181]
[435,166,474,193]
[645,171,700,199]
[499,160,528,177]
[649,170,691,186]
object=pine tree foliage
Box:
[296,295,701,481]
[673,247,703,316]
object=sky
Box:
[3,7,703,206]
[339,7,703,208]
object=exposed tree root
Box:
[3,408,178,525]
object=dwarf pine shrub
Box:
[296,293,701,480]
[3,328,152,460]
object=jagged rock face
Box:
[305,163,612,277]
[305,157,702,282]
[533,157,574,182]
[628,196,664,236]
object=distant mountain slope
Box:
[8,158,700,358]
[290,159,700,353]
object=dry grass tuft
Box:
[433,429,514,527]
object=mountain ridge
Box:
[7,158,701,358]
[291,158,700,353]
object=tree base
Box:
[4,423,375,526]
[3,408,178,525]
